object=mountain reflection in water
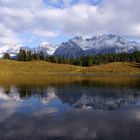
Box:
[0,77,140,140]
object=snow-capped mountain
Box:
[54,40,85,58]
[0,35,140,58]
[54,34,140,58]
[0,44,21,58]
[0,44,33,58]
[0,42,57,58]
[32,41,58,56]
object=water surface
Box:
[0,76,140,140]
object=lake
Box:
[0,76,140,140]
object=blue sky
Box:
[18,32,72,47]
[0,0,140,47]
[44,0,101,7]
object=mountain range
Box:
[0,34,140,58]
[54,34,140,58]
[0,41,58,58]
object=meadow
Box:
[0,59,139,86]
[0,59,139,75]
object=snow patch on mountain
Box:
[0,44,21,58]
[73,35,140,52]
[54,34,140,58]
[0,35,140,58]
[39,41,58,55]
[0,41,58,58]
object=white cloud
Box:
[33,29,59,37]
[0,0,140,46]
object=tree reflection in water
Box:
[0,77,140,140]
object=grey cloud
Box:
[0,0,140,46]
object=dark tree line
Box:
[17,49,45,61]
[45,51,140,66]
[3,53,11,59]
[2,49,140,66]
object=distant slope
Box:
[0,60,139,76]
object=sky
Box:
[0,0,140,47]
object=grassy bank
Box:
[0,59,139,85]
[0,60,140,76]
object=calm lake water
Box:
[0,76,140,140]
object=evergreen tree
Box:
[39,51,45,60]
[15,49,140,66]
[18,49,27,61]
[27,50,32,61]
[3,53,10,59]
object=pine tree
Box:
[18,49,27,61]
[39,51,45,60]
[27,50,32,61]
[3,53,10,59]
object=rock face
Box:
[54,34,140,58]
[54,40,85,58]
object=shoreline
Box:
[47,72,140,77]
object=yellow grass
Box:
[85,62,140,74]
[0,59,82,75]
[0,59,139,76]
[0,59,139,86]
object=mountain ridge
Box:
[54,34,140,58]
[0,34,140,58]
